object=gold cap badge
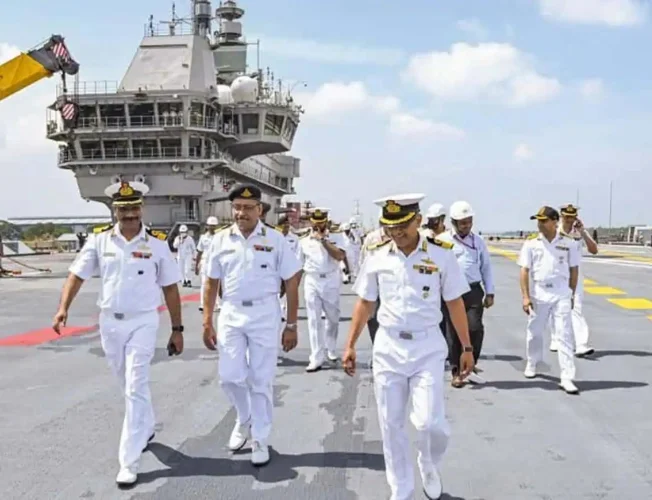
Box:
[119,182,134,197]
[386,201,400,214]
[241,188,252,198]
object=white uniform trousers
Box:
[373,325,450,500]
[303,271,341,364]
[98,310,159,469]
[217,296,282,444]
[549,288,591,353]
[527,292,576,381]
[178,254,192,283]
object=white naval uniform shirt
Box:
[205,221,302,301]
[437,229,495,294]
[353,235,470,331]
[69,225,181,313]
[173,234,196,257]
[297,230,346,276]
[559,228,585,293]
[358,228,387,268]
[285,232,300,258]
[518,233,581,302]
[197,232,214,270]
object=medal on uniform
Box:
[422,285,430,298]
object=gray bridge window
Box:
[129,103,156,127]
[264,114,284,136]
[161,138,181,157]
[241,113,259,134]
[80,140,101,159]
[103,140,129,159]
[133,139,158,158]
[99,104,127,127]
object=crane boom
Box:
[0,35,79,102]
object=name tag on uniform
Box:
[103,252,116,257]
[253,244,273,252]
[555,246,569,251]
[399,332,413,340]
[132,251,152,259]
[413,264,438,274]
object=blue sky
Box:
[1,0,652,231]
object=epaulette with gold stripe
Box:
[368,239,391,251]
[427,236,453,249]
[146,228,167,240]
[93,224,113,234]
[263,222,281,232]
[215,223,230,232]
[527,233,538,240]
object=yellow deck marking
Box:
[583,279,598,286]
[599,251,652,264]
[608,298,652,310]
[584,286,626,295]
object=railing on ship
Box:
[48,114,236,135]
[58,148,288,190]
[57,81,119,98]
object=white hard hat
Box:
[425,203,446,219]
[342,222,351,230]
[206,216,218,225]
[449,201,475,220]
[179,224,188,232]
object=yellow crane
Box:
[0,35,79,125]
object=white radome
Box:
[230,76,258,103]
[215,85,234,105]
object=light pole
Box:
[608,180,613,229]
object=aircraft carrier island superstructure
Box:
[45,0,302,235]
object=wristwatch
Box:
[172,325,184,333]
[285,323,297,330]
[463,345,473,353]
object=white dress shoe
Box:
[251,441,270,466]
[116,467,137,486]
[228,420,250,451]
[422,468,443,499]
[524,363,537,378]
[559,379,579,394]
[305,361,322,372]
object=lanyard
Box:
[453,233,476,251]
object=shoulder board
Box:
[299,232,310,239]
[146,228,167,240]
[263,222,281,232]
[215,223,230,232]
[427,237,453,249]
[368,239,391,251]
[93,224,113,234]
[330,230,342,234]
[527,233,538,240]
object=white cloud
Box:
[456,19,488,38]
[293,81,464,141]
[403,42,561,107]
[579,78,606,99]
[252,35,405,66]
[513,143,534,161]
[538,0,648,26]
[293,81,399,123]
[388,113,465,140]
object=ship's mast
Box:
[192,0,212,37]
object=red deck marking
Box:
[0,326,97,347]
[0,293,201,347]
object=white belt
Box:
[223,295,278,307]
[100,310,155,321]
[381,326,438,341]
[305,270,338,279]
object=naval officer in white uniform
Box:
[548,203,598,356]
[173,224,196,287]
[52,180,184,486]
[202,183,302,466]
[297,207,347,372]
[195,216,221,312]
[518,206,580,394]
[343,194,474,500]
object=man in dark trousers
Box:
[438,201,495,388]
